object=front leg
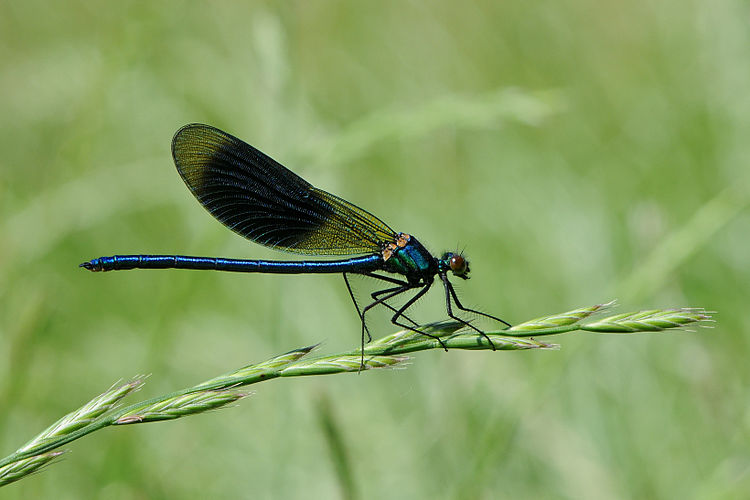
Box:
[440,273,497,350]
[443,275,511,328]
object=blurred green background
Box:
[1,1,748,498]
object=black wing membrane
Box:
[172,124,397,255]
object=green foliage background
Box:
[1,1,748,498]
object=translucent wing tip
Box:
[172,123,222,158]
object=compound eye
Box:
[449,255,468,275]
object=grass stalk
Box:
[0,302,711,487]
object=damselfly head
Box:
[441,252,470,279]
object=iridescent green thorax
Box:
[382,233,437,284]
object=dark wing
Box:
[171,124,397,255]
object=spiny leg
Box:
[368,288,420,328]
[349,272,425,368]
[343,273,371,342]
[361,285,413,328]
[388,282,449,351]
[357,284,412,368]
[444,275,511,328]
[361,283,411,315]
[440,273,497,350]
[360,271,410,286]
[359,272,420,327]
[343,273,417,368]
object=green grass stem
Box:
[0,302,711,487]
